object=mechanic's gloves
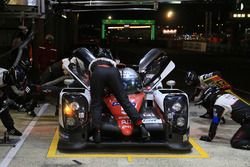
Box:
[200,135,212,142]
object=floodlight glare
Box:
[166,11,174,19]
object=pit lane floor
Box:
[0,103,249,167]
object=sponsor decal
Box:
[142,118,162,124]
[121,119,132,124]
[112,102,120,106]
[121,125,132,129]
[143,113,155,117]
[118,116,129,119]
[112,101,136,106]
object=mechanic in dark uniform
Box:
[185,71,223,119]
[0,97,22,136]
[0,67,22,136]
[88,49,150,143]
[199,86,250,150]
[5,65,40,117]
[9,61,39,117]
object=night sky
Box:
[78,2,232,32]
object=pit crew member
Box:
[199,86,250,150]
[0,67,22,136]
[185,71,223,119]
[86,48,151,143]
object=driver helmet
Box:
[70,57,85,71]
[119,67,142,94]
[185,71,199,86]
[201,86,222,104]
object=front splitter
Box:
[47,128,209,162]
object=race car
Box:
[57,48,192,151]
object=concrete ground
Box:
[0,102,249,167]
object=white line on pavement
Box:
[0,103,49,167]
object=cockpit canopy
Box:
[119,67,142,94]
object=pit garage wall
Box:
[102,20,156,40]
[181,40,249,56]
[183,41,207,52]
[0,12,78,74]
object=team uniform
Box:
[89,57,150,143]
[200,91,250,150]
[0,68,22,136]
[186,71,221,119]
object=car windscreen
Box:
[68,63,90,89]
[142,55,171,86]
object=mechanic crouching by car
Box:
[86,49,151,143]
[0,67,22,136]
[5,65,39,117]
[185,71,226,122]
[199,86,250,150]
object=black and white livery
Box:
[58,48,192,151]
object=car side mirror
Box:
[166,80,176,89]
[64,79,75,86]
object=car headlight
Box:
[64,104,73,116]
[176,117,185,127]
[64,102,80,116]
[71,102,80,111]
[66,117,76,126]
[61,93,89,130]
[78,107,85,119]
[172,102,182,112]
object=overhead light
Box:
[108,26,124,30]
[61,12,67,19]
[130,26,151,29]
[107,25,151,30]
[248,14,250,18]
[124,24,130,28]
[166,10,174,19]
[170,1,181,4]
[233,14,237,18]
[240,3,244,11]
[163,29,177,34]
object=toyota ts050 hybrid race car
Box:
[57,48,192,151]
